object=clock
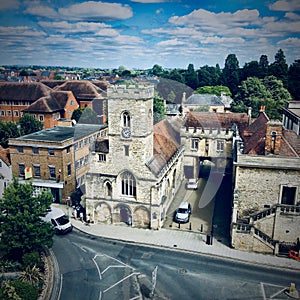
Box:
[121,127,131,138]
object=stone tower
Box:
[107,84,154,168]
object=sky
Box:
[0,0,299,70]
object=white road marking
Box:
[101,265,128,275]
[103,272,140,293]
[93,255,102,280]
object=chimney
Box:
[265,121,283,155]
[260,105,265,112]
[182,92,186,104]
[247,107,252,125]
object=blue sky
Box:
[0,0,299,69]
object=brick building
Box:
[0,82,51,122]
[231,107,300,254]
[22,91,79,129]
[9,124,107,203]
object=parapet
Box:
[107,84,154,100]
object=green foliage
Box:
[71,108,83,123]
[268,49,288,87]
[195,85,231,96]
[151,64,164,76]
[288,59,300,99]
[0,121,20,148]
[0,281,22,300]
[17,114,43,136]
[197,64,222,87]
[232,76,291,119]
[2,280,38,300]
[53,74,63,80]
[185,64,198,89]
[153,92,166,123]
[0,178,54,261]
[222,54,240,95]
[19,265,43,287]
[22,252,41,269]
[77,107,99,124]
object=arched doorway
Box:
[114,204,132,225]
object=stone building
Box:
[9,124,107,203]
[181,111,249,178]
[84,85,184,229]
[231,107,300,254]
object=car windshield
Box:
[56,215,69,225]
[178,208,188,214]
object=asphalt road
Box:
[52,229,300,300]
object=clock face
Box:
[122,127,131,138]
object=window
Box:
[84,155,89,165]
[124,145,129,156]
[19,163,25,176]
[17,146,24,153]
[0,161,2,168]
[74,142,78,151]
[33,165,40,177]
[39,115,44,122]
[191,139,199,150]
[32,147,39,155]
[122,111,130,127]
[281,186,297,205]
[121,172,136,197]
[70,100,74,106]
[98,154,106,161]
[0,110,4,116]
[66,146,70,154]
[75,160,80,170]
[106,182,112,197]
[13,110,19,117]
[217,140,224,152]
[49,166,56,179]
[67,163,71,176]
[6,110,11,116]
[48,149,54,156]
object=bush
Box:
[22,252,41,269]
[1,280,38,300]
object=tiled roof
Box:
[41,80,66,89]
[54,80,105,100]
[242,110,300,157]
[184,112,249,137]
[0,82,51,101]
[23,91,75,113]
[243,111,269,154]
[185,94,224,106]
[0,146,10,166]
[148,117,183,175]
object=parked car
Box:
[186,178,198,190]
[174,201,192,223]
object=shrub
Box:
[9,280,38,300]
[22,252,41,269]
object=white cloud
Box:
[0,26,46,37]
[284,12,300,20]
[277,37,300,46]
[157,38,185,46]
[269,0,300,11]
[131,0,171,2]
[0,0,20,11]
[58,1,133,21]
[24,1,58,18]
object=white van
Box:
[42,205,72,234]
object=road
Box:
[52,229,300,300]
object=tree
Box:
[17,114,43,136]
[77,107,99,124]
[184,63,199,90]
[258,55,269,78]
[232,77,269,116]
[268,49,288,87]
[0,178,54,261]
[195,85,231,96]
[151,64,164,76]
[240,61,260,81]
[222,54,240,96]
[0,121,20,148]
[153,92,166,123]
[232,76,291,119]
[71,108,84,123]
[197,64,222,87]
[288,59,300,99]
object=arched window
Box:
[122,111,130,127]
[121,172,136,197]
[105,182,112,197]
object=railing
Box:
[253,227,278,247]
[232,223,252,233]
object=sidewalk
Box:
[54,204,300,272]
